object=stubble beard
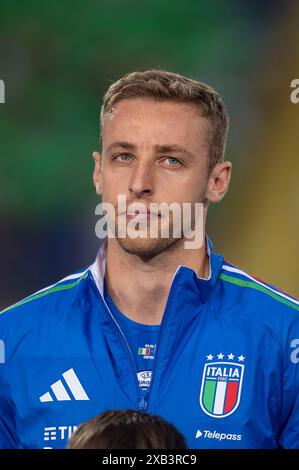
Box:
[115,232,182,259]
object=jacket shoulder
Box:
[0,268,89,329]
[219,261,299,325]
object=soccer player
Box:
[0,70,298,449]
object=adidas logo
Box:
[39,368,89,402]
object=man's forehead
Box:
[104,105,118,122]
[101,98,209,154]
[103,98,203,121]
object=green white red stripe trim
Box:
[220,264,299,310]
[0,270,88,315]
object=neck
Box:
[104,238,210,325]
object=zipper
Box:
[139,265,183,412]
[139,393,148,410]
[91,265,182,412]
[96,290,141,405]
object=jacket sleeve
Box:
[277,324,299,448]
[0,415,18,449]
[0,334,18,448]
[0,376,18,448]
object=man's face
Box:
[95,98,210,257]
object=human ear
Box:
[205,161,232,203]
[92,151,102,195]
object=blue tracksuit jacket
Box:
[0,238,298,449]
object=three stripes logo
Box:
[199,354,245,418]
[39,368,89,402]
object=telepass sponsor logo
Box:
[196,429,242,441]
[199,353,245,418]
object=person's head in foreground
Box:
[67,410,187,449]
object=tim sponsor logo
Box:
[43,425,77,449]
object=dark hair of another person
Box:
[67,409,187,449]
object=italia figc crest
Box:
[199,353,245,418]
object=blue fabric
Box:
[103,278,160,392]
[0,238,298,449]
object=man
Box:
[0,70,298,449]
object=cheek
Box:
[172,174,207,203]
[100,171,128,203]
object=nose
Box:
[128,161,154,198]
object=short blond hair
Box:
[100,69,229,172]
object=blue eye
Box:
[164,157,181,166]
[114,153,132,162]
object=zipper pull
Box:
[139,395,147,410]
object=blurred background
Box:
[0,0,298,309]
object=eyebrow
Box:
[104,141,196,160]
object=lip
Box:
[117,209,161,216]
[125,211,160,221]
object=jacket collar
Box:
[89,235,224,304]
[193,236,224,303]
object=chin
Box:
[115,236,179,259]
